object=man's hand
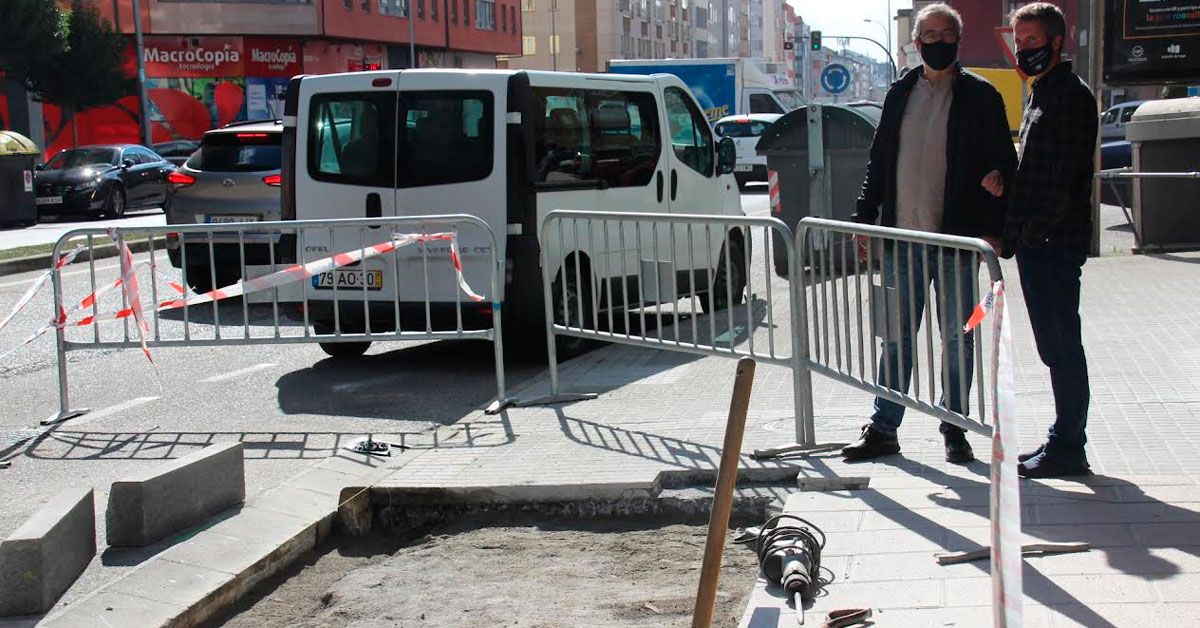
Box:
[855,234,870,263]
[982,236,1004,257]
[981,170,1004,198]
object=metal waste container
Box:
[756,104,879,275]
[1126,98,1200,252]
[0,131,41,227]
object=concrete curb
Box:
[0,237,167,277]
[106,443,246,548]
[0,488,96,616]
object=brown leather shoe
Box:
[841,425,900,461]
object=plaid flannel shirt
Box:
[1005,62,1098,254]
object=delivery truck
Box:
[607,58,802,123]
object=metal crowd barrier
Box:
[791,217,1003,441]
[526,210,809,435]
[45,214,512,426]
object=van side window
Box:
[533,89,591,183]
[308,92,397,187]
[586,91,660,187]
[749,93,784,114]
[664,87,714,177]
[398,91,494,187]
[1120,106,1136,123]
[532,87,661,188]
[1101,109,1117,125]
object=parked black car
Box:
[152,140,200,167]
[34,145,174,218]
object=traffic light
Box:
[811,31,822,51]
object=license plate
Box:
[312,269,384,291]
[205,215,260,224]
[35,196,63,205]
[734,165,753,172]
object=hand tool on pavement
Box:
[935,541,1091,565]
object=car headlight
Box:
[72,180,100,192]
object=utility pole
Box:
[409,0,416,68]
[550,0,559,70]
[131,0,151,146]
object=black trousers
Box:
[1016,247,1090,462]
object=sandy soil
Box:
[213,516,760,628]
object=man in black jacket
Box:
[1005,2,1097,478]
[843,2,1017,464]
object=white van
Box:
[282,69,746,356]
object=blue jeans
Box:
[1016,247,1090,463]
[871,242,977,435]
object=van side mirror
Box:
[716,137,737,175]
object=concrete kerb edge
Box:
[0,237,167,277]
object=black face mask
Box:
[1017,43,1055,76]
[920,41,958,71]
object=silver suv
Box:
[164,120,290,293]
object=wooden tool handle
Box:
[692,357,756,628]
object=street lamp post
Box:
[863,18,893,81]
[131,0,151,146]
[409,0,416,68]
[549,0,559,71]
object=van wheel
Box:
[314,320,371,359]
[184,267,238,295]
[551,260,596,359]
[702,236,747,313]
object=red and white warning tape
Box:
[2,230,485,361]
[969,281,1024,626]
[0,244,85,336]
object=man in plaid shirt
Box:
[1004,2,1098,478]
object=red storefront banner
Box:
[142,36,245,78]
[244,38,303,78]
[302,41,386,75]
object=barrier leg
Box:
[43,267,87,426]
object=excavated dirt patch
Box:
[213,513,761,628]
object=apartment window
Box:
[522,0,534,10]
[463,0,470,24]
[501,5,507,31]
[417,0,424,18]
[522,36,536,55]
[549,35,560,54]
[476,0,496,29]
[361,0,370,11]
[510,6,516,32]
[380,0,410,17]
[451,0,457,22]
[432,0,437,20]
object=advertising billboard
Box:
[608,62,737,122]
[1105,0,1200,85]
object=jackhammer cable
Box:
[755,514,826,623]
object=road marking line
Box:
[202,363,279,383]
[67,396,161,427]
[1,250,172,289]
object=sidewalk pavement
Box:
[370,249,1200,626]
[4,217,1194,626]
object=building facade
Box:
[509,0,694,73]
[8,0,521,156]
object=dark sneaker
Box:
[842,425,901,461]
[943,430,975,464]
[1018,444,1045,463]
[1017,452,1092,478]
